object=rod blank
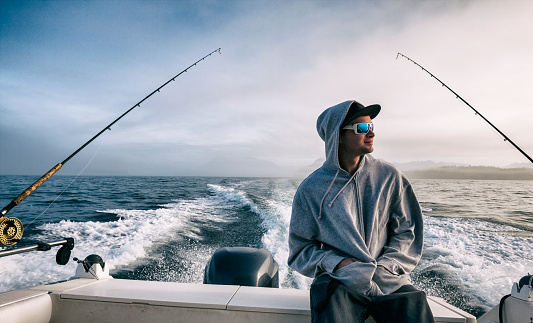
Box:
[397,52,532,164]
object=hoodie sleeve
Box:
[287,194,345,278]
[376,182,424,276]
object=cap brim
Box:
[342,104,381,127]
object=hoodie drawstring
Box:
[318,171,357,220]
[318,170,339,220]
[329,172,357,206]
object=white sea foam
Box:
[0,198,214,292]
[421,215,533,307]
[260,195,312,289]
[207,184,260,215]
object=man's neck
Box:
[340,154,363,175]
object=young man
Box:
[288,100,434,322]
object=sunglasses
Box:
[342,123,374,134]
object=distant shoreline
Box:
[403,166,533,180]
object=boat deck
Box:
[2,277,476,323]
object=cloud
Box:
[1,0,532,176]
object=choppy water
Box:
[0,176,531,318]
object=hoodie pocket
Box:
[330,261,382,296]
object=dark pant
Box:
[310,275,435,323]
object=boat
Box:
[2,241,530,323]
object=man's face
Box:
[338,115,375,158]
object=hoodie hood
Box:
[316,100,380,219]
[316,100,352,172]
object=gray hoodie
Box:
[288,100,424,296]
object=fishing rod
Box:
[0,48,222,246]
[396,52,533,164]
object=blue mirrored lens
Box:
[356,123,372,134]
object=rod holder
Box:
[0,238,75,265]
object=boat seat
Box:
[0,289,52,323]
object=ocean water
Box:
[0,175,532,318]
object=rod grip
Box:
[1,163,63,216]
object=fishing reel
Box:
[0,216,23,246]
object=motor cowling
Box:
[204,247,279,288]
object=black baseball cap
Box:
[341,101,381,128]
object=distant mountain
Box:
[505,162,533,169]
[403,166,533,180]
[392,160,468,172]
[392,160,533,180]
[197,156,533,179]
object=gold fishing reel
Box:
[0,217,24,246]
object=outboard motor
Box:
[204,247,279,288]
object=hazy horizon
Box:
[1,157,531,178]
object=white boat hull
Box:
[1,277,477,323]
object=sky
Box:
[1,0,532,177]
